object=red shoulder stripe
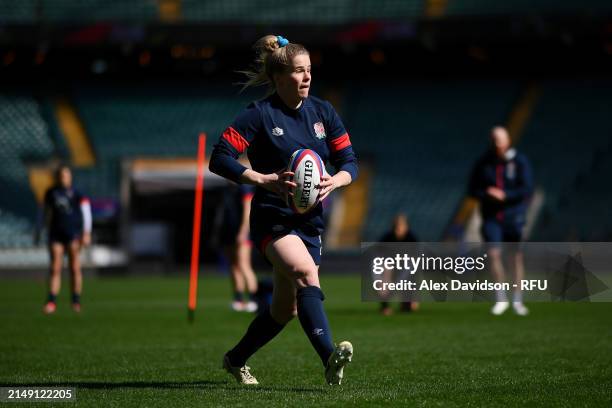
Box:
[222,126,249,153]
[329,133,351,153]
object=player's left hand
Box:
[81,232,92,246]
[318,173,337,201]
[486,186,506,201]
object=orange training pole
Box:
[188,133,206,322]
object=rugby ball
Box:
[287,149,324,214]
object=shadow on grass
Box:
[0,381,223,390]
[251,385,326,393]
[0,381,326,393]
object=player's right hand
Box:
[260,171,296,198]
[486,186,506,201]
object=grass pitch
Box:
[1,275,611,407]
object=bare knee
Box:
[238,258,253,274]
[50,265,62,277]
[70,266,82,278]
[69,259,81,274]
[286,263,319,287]
[50,258,63,276]
[230,265,242,279]
[488,247,502,260]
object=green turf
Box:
[0,275,611,407]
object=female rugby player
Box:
[209,35,358,385]
[43,165,92,314]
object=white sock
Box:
[513,291,523,303]
[496,290,508,302]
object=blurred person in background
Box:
[469,126,533,316]
[42,165,92,314]
[378,213,420,315]
[222,184,258,312]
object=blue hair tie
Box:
[277,36,289,47]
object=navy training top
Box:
[44,186,88,235]
[468,148,534,225]
[209,92,358,234]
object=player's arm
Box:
[209,127,250,183]
[210,144,296,197]
[209,105,295,196]
[80,196,92,246]
[319,102,358,200]
[319,170,352,201]
[503,156,534,204]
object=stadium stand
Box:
[0,0,424,23]
[0,0,36,23]
[0,92,54,247]
[445,0,612,16]
[42,0,158,21]
[1,0,611,23]
[519,79,612,241]
[70,82,257,199]
[179,0,424,23]
[344,80,520,241]
[0,0,157,23]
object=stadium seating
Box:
[71,82,257,198]
[519,79,612,241]
[0,0,36,23]
[0,0,425,23]
[3,0,612,23]
[0,0,157,23]
[445,0,612,17]
[344,80,519,241]
[44,0,158,21]
[180,0,424,23]
[0,93,54,247]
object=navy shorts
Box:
[250,213,322,266]
[481,220,523,244]
[48,229,81,246]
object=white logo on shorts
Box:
[272,127,284,136]
[313,328,324,336]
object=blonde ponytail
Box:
[240,35,309,94]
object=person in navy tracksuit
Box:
[43,165,92,314]
[210,35,357,385]
[468,126,533,316]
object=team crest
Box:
[313,122,326,139]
